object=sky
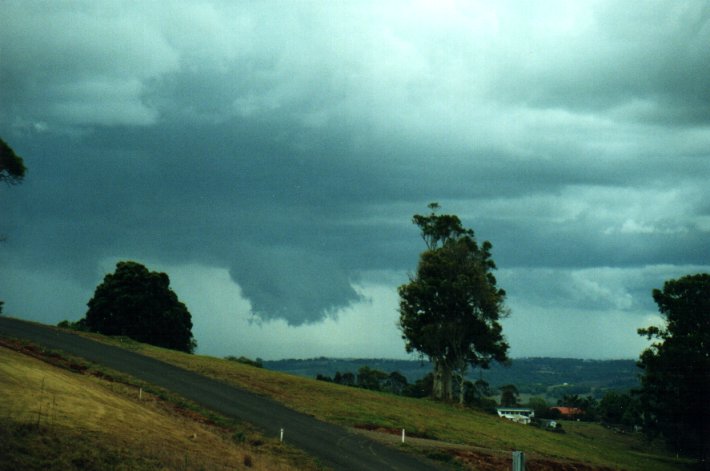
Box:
[1,1,709,361]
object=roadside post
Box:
[512,450,525,471]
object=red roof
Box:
[550,406,584,416]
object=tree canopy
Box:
[399,204,509,403]
[0,138,28,309]
[84,261,196,353]
[637,273,710,463]
[499,384,520,407]
[0,138,27,185]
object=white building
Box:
[496,407,535,425]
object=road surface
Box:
[0,316,446,470]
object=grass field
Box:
[72,331,695,471]
[0,343,323,471]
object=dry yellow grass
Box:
[0,346,318,470]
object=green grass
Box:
[71,330,695,471]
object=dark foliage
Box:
[0,137,27,185]
[57,319,88,331]
[597,391,642,427]
[499,384,520,406]
[637,273,710,463]
[555,394,598,421]
[399,203,509,402]
[406,372,434,398]
[318,366,411,395]
[354,366,387,391]
[84,261,196,353]
[225,356,263,368]
[335,371,356,387]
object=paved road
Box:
[0,317,446,470]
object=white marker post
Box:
[280,428,284,443]
[139,388,143,400]
[401,429,406,444]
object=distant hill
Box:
[263,357,641,399]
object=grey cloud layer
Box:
[1,1,709,330]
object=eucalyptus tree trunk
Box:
[458,372,466,405]
[433,361,454,402]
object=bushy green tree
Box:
[335,371,356,387]
[1,138,28,307]
[357,366,389,391]
[384,371,409,395]
[0,138,28,247]
[598,391,641,426]
[499,384,519,407]
[399,204,509,403]
[464,382,499,413]
[84,261,196,353]
[637,273,710,462]
[527,397,557,419]
[405,373,434,398]
[224,356,263,368]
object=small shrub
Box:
[224,356,263,368]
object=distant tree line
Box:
[266,357,640,398]
[315,366,499,410]
[316,366,429,397]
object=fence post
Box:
[512,451,525,471]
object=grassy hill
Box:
[0,341,321,471]
[63,330,692,471]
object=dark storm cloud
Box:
[1,1,709,342]
[228,245,362,325]
[0,117,418,322]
